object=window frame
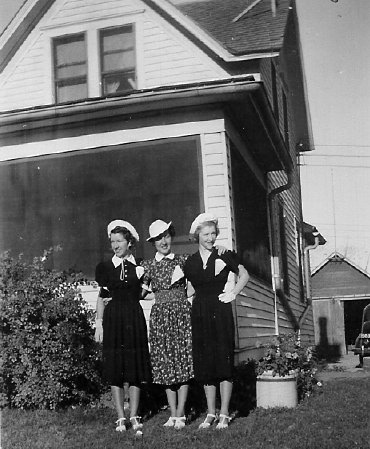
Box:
[52,32,88,104]
[99,24,137,97]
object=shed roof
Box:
[312,253,370,299]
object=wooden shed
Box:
[311,253,370,357]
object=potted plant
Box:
[255,332,317,408]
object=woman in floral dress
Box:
[141,220,193,429]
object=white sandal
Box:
[115,417,126,432]
[174,416,186,429]
[198,413,216,429]
[163,416,176,427]
[216,414,231,429]
[130,416,143,431]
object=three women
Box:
[95,213,249,431]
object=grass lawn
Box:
[2,377,370,449]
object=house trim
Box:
[0,119,226,162]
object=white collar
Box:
[155,252,175,262]
[112,253,137,268]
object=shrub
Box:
[0,249,104,409]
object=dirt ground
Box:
[318,351,370,382]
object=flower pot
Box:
[256,370,298,408]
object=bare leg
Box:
[204,384,216,415]
[129,385,141,418]
[219,380,233,416]
[111,385,125,419]
[176,384,189,417]
[166,388,177,417]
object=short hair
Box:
[110,226,137,246]
[192,221,219,243]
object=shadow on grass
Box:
[140,360,257,421]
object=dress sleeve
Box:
[220,251,242,274]
[95,262,111,298]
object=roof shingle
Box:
[169,0,291,55]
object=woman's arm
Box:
[219,264,250,303]
[95,295,105,342]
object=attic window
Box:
[100,25,136,96]
[53,33,87,103]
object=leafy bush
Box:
[0,249,104,409]
[255,332,319,401]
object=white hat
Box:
[147,219,172,241]
[107,220,140,242]
[189,213,218,235]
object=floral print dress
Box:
[141,254,194,385]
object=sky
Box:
[1,0,369,272]
[295,0,370,271]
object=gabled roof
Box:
[1,0,292,72]
[311,252,370,298]
[169,0,291,56]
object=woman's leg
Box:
[165,387,177,417]
[219,380,233,416]
[203,384,216,415]
[111,385,125,419]
[176,384,189,417]
[129,384,141,418]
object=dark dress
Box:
[184,249,240,383]
[141,254,193,385]
[95,258,151,386]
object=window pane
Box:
[103,71,136,94]
[56,80,88,103]
[0,138,201,278]
[100,25,135,96]
[103,49,135,72]
[55,38,86,66]
[53,33,87,103]
[102,29,134,52]
[57,62,87,79]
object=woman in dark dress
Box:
[95,220,151,433]
[184,213,249,430]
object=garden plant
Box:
[0,248,104,410]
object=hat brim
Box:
[146,221,172,241]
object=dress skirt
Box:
[149,288,193,385]
[96,260,151,387]
[184,250,240,384]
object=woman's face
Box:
[198,224,217,251]
[154,232,172,256]
[110,232,130,258]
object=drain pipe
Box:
[298,232,320,329]
[303,232,320,301]
[267,168,294,335]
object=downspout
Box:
[298,232,320,328]
[267,167,294,335]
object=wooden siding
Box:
[259,56,314,343]
[0,0,227,112]
[312,258,370,298]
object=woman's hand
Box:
[95,319,103,342]
[218,291,236,303]
[214,245,227,255]
[102,297,112,306]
